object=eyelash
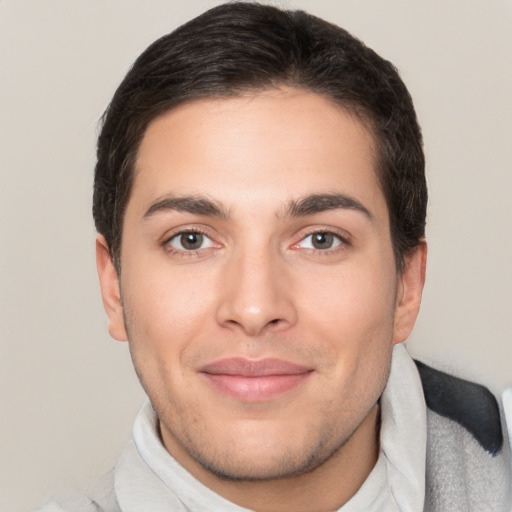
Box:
[293,229,350,253]
[163,228,214,257]
[162,228,350,257]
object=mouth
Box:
[199,358,314,402]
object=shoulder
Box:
[35,497,101,512]
[35,470,119,512]
[414,360,511,511]
[414,359,503,455]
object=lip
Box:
[199,358,313,402]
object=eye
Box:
[296,231,343,250]
[167,231,215,252]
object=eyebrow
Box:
[143,192,372,221]
[284,193,373,220]
[144,195,230,219]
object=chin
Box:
[191,446,332,482]
[170,417,351,482]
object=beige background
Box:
[1,1,511,510]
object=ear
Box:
[96,235,128,341]
[393,241,427,344]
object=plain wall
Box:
[1,1,511,510]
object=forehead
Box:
[129,88,385,219]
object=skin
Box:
[97,87,426,511]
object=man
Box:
[40,2,511,511]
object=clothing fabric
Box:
[504,386,512,457]
[37,345,511,512]
[504,386,512,486]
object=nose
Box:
[215,246,298,336]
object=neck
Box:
[169,404,380,512]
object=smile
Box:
[199,358,314,402]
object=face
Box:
[97,87,424,483]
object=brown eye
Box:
[180,232,203,250]
[168,231,214,252]
[311,232,335,249]
[295,231,343,251]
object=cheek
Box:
[299,260,398,342]
[295,258,397,400]
[121,262,218,359]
